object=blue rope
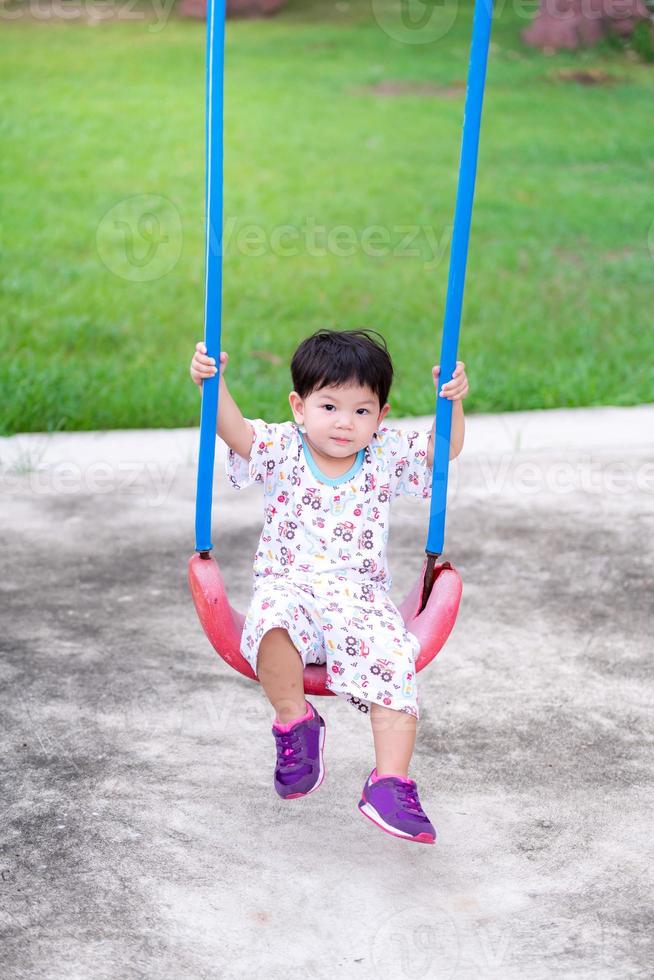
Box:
[195,0,225,554]
[427,0,494,556]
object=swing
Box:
[188,0,494,695]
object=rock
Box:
[522,0,651,51]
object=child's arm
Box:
[427,361,468,466]
[190,342,253,460]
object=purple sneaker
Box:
[272,701,326,800]
[358,768,436,844]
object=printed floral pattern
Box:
[240,574,420,717]
[226,419,433,717]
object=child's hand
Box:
[190,342,228,387]
[433,361,469,400]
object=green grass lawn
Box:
[0,0,653,434]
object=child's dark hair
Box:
[290,329,393,409]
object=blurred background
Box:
[1,0,653,435]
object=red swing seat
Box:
[188,553,462,696]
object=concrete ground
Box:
[1,404,652,980]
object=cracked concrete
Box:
[1,404,653,979]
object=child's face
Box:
[289,382,390,459]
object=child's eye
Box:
[321,404,368,415]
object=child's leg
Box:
[369,703,417,778]
[258,627,308,725]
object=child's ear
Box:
[288,391,304,423]
[377,402,391,427]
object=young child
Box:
[190,329,468,844]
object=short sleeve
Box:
[377,426,433,499]
[225,418,293,491]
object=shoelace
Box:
[396,782,430,822]
[276,730,302,767]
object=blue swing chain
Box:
[420,0,494,609]
[194,0,493,571]
[195,0,226,556]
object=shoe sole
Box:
[279,719,326,800]
[358,799,436,844]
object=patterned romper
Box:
[225,419,433,719]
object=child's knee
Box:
[257,628,303,668]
